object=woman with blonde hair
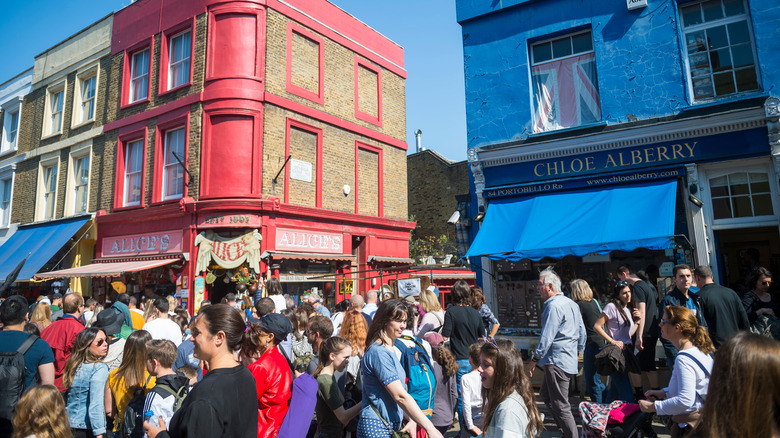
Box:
[639,306,714,437]
[570,279,606,403]
[105,330,155,435]
[690,331,780,438]
[30,302,52,332]
[414,289,445,336]
[12,384,71,438]
[143,299,157,323]
[63,327,109,438]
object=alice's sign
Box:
[103,231,183,256]
[276,228,343,254]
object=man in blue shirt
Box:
[529,267,585,438]
[659,264,706,367]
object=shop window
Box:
[130,48,151,103]
[73,66,98,126]
[44,82,66,136]
[1,107,19,153]
[680,0,760,101]
[0,176,12,227]
[41,163,58,220]
[710,172,774,219]
[162,127,186,200]
[530,30,601,133]
[124,139,144,206]
[71,154,90,215]
[167,30,192,90]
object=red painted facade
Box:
[100,0,414,312]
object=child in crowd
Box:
[461,341,485,437]
[143,340,190,433]
[177,365,199,389]
[313,337,362,438]
[12,384,72,438]
[425,332,460,435]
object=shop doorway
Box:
[714,226,780,293]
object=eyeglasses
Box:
[762,280,772,286]
[94,339,105,347]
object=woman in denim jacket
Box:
[63,327,110,438]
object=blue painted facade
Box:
[457,0,780,325]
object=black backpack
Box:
[121,376,152,438]
[0,334,37,422]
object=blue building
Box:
[458,0,780,328]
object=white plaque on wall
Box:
[290,159,313,182]
[627,0,647,10]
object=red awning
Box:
[261,251,356,263]
[33,257,181,279]
[368,256,415,265]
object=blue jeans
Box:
[455,359,471,431]
[607,371,635,403]
[583,344,606,403]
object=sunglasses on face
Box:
[762,280,772,286]
[94,338,105,347]
[661,319,671,325]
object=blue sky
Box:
[0,0,467,161]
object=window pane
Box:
[552,37,572,59]
[727,21,750,44]
[571,33,592,54]
[731,43,754,68]
[732,195,752,217]
[710,48,732,71]
[710,176,729,196]
[686,31,708,53]
[706,25,728,49]
[711,197,732,219]
[749,173,769,193]
[532,42,552,63]
[728,172,748,195]
[753,193,774,216]
[702,0,724,22]
[692,76,714,99]
[735,67,758,92]
[682,4,703,26]
[723,0,744,16]
[713,71,736,95]
[689,52,711,76]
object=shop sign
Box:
[194,229,262,274]
[280,274,315,282]
[102,230,183,256]
[397,278,421,297]
[198,213,261,228]
[484,127,769,188]
[276,228,343,254]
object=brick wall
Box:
[357,65,379,118]
[287,126,318,207]
[357,147,378,216]
[407,150,469,239]
[289,31,320,95]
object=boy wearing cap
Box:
[245,313,293,438]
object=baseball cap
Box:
[423,332,445,347]
[258,313,292,342]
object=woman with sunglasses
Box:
[593,281,643,402]
[63,327,110,438]
[742,267,777,325]
[477,338,543,437]
[357,299,443,438]
[640,306,714,437]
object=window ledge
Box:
[112,204,145,212]
[150,198,182,207]
[41,131,62,141]
[527,120,608,139]
[684,92,769,112]
[158,83,192,97]
[70,119,95,130]
[0,147,17,158]
[120,98,150,110]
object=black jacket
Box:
[698,283,750,348]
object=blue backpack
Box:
[394,335,436,417]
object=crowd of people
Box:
[0,264,778,438]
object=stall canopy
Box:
[33,257,180,279]
[466,179,677,261]
[0,215,91,282]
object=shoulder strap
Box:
[399,334,426,351]
[17,334,38,355]
[677,352,711,377]
[432,311,444,326]
[369,398,395,433]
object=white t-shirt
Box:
[269,295,286,313]
[461,369,484,430]
[142,318,183,346]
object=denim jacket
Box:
[65,361,109,435]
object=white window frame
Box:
[64,144,91,216]
[129,49,150,103]
[1,104,21,154]
[168,30,191,90]
[123,139,144,206]
[0,169,14,228]
[162,127,186,200]
[678,0,761,103]
[43,80,66,137]
[700,158,780,230]
[72,65,99,128]
[36,155,60,221]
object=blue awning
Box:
[0,215,91,282]
[466,180,677,261]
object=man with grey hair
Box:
[308,292,331,317]
[694,265,749,348]
[529,267,585,438]
[363,290,379,318]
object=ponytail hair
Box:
[431,345,460,378]
[665,305,714,355]
[313,336,352,377]
[199,304,246,353]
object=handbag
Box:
[595,344,625,375]
[369,400,412,438]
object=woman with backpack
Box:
[357,299,443,438]
[313,337,363,438]
[593,281,642,402]
[105,330,154,436]
[639,306,714,437]
[63,327,110,438]
[414,289,444,337]
[479,339,542,437]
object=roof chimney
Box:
[415,129,423,153]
